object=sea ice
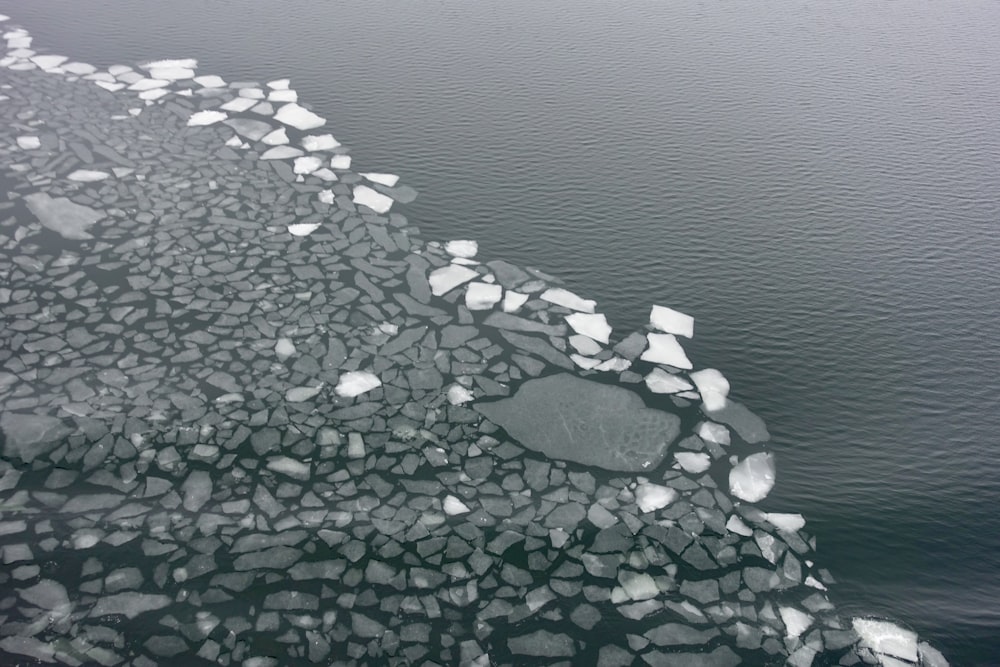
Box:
[193,74,226,87]
[220,97,256,112]
[261,128,288,145]
[293,156,323,175]
[569,334,602,356]
[644,368,693,394]
[223,118,272,140]
[429,265,479,297]
[266,456,310,479]
[335,371,381,397]
[764,513,805,532]
[640,333,693,370]
[268,89,297,103]
[690,368,730,411]
[274,102,325,130]
[187,110,227,126]
[288,223,321,236]
[30,54,67,70]
[635,483,678,512]
[503,291,528,312]
[15,136,40,150]
[127,78,168,91]
[446,240,478,258]
[301,133,339,151]
[275,338,295,359]
[148,65,195,80]
[697,421,730,446]
[779,607,813,638]
[725,514,753,537]
[447,385,474,405]
[24,192,102,240]
[565,312,611,344]
[650,304,694,338]
[674,452,711,474]
[67,169,111,182]
[852,619,919,663]
[352,185,393,213]
[465,282,502,310]
[571,355,602,369]
[362,172,400,187]
[729,452,776,502]
[286,385,323,402]
[443,495,470,515]
[142,58,197,69]
[329,154,351,169]
[260,146,302,160]
[541,287,596,313]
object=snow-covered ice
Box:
[565,313,611,344]
[635,483,678,513]
[465,282,502,310]
[429,265,478,297]
[764,513,805,532]
[445,240,478,258]
[352,185,393,214]
[361,172,399,187]
[650,305,694,338]
[780,607,813,638]
[293,156,323,175]
[443,495,470,515]
[329,154,351,169]
[15,136,39,150]
[301,134,339,151]
[729,452,776,502]
[187,110,227,126]
[447,385,474,405]
[852,619,919,663]
[644,368,693,394]
[335,371,381,397]
[674,452,711,474]
[274,103,325,130]
[689,368,730,411]
[640,333,693,370]
[67,169,111,182]
[502,291,528,312]
[261,128,288,146]
[220,97,256,112]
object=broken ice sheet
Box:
[729,451,776,502]
[650,304,694,338]
[565,312,611,344]
[644,367,693,394]
[640,333,693,370]
[690,368,730,411]
[352,185,393,214]
[67,169,111,182]
[274,102,325,130]
[446,240,478,258]
[362,172,399,187]
[465,282,502,310]
[302,133,339,151]
[429,264,478,297]
[541,287,596,313]
[330,154,351,169]
[335,371,381,397]
[187,110,227,126]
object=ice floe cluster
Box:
[0,12,949,667]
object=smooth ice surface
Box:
[187,110,227,126]
[475,374,680,471]
[287,223,321,236]
[502,291,528,312]
[429,265,479,296]
[193,74,225,87]
[635,483,678,512]
[780,606,813,638]
[329,154,351,169]
[729,452,776,502]
[220,97,256,112]
[690,368,730,411]
[852,618,919,663]
[697,421,730,446]
[261,128,288,145]
[541,287,596,313]
[15,135,39,149]
[765,513,806,532]
[650,304,694,338]
[565,312,611,344]
[293,156,323,175]
[301,133,339,151]
[644,368,693,394]
[361,172,399,187]
[260,146,302,160]
[447,385,474,405]
[352,185,393,213]
[148,65,194,80]
[443,495,471,515]
[24,192,102,240]
[67,169,110,182]
[445,239,478,258]
[675,451,711,474]
[334,371,381,398]
[465,282,502,310]
[640,333,693,370]
[273,102,325,130]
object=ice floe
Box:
[334,371,382,397]
[565,312,611,344]
[729,452,776,502]
[273,102,325,130]
[352,184,393,213]
[541,287,596,313]
[650,304,695,338]
[429,264,479,296]
[640,332,693,370]
[361,172,400,187]
[445,239,478,258]
[186,109,227,126]
[301,133,339,151]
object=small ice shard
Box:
[301,133,339,151]
[465,282,502,310]
[261,127,289,145]
[330,154,351,169]
[352,185,393,213]
[644,368,693,394]
[275,338,296,360]
[443,495,470,515]
[335,371,381,397]
[541,287,596,313]
[674,452,711,474]
[181,470,212,512]
[293,156,323,174]
[274,102,325,130]
[429,265,479,296]
[565,313,611,344]
[650,305,694,338]
[725,514,753,537]
[194,74,226,87]
[852,619,919,663]
[689,368,730,411]
[286,385,323,402]
[361,172,400,187]
[16,136,40,150]
[288,223,321,237]
[318,190,335,204]
[313,168,338,182]
[67,169,111,182]
[596,357,631,372]
[729,452,776,502]
[619,571,659,602]
[635,483,678,513]
[447,385,474,405]
[503,291,529,312]
[780,607,813,639]
[348,433,366,458]
[220,97,256,112]
[443,240,478,261]
[187,110,227,126]
[260,146,303,160]
[640,333,692,370]
[764,513,805,532]
[148,65,195,80]
[138,88,169,101]
[697,421,730,446]
[94,80,126,92]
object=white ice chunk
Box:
[541,287,596,313]
[352,185,393,213]
[141,58,197,70]
[127,78,169,91]
[138,88,169,101]
[261,128,289,145]
[725,514,753,537]
[31,54,68,69]
[443,495,470,515]
[63,61,97,75]
[729,452,775,503]
[644,368,694,394]
[266,456,310,479]
[571,354,602,370]
[335,371,381,397]
[465,282,502,310]
[674,452,711,474]
[187,110,227,126]
[194,74,226,87]
[94,81,126,92]
[619,571,659,602]
[267,78,290,90]
[268,89,297,103]
[286,385,323,402]
[596,357,631,372]
[274,102,325,130]
[301,133,340,151]
[650,305,694,338]
[329,154,351,169]
[275,338,296,360]
[697,421,730,446]
[569,334,602,356]
[260,146,303,160]
[565,312,611,344]
[293,156,323,175]
[780,607,813,639]
[362,172,399,187]
[764,513,805,532]
[445,240,478,258]
[635,483,678,513]
[318,190,335,204]
[16,136,40,150]
[67,169,111,182]
[447,385,474,405]
[852,619,919,663]
[429,265,479,297]
[224,135,243,147]
[238,87,265,99]
[640,333,692,370]
[148,66,194,80]
[313,168,338,182]
[502,291,529,313]
[689,368,730,411]
[288,223,321,237]
[220,97,256,112]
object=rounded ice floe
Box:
[293,156,323,175]
[634,483,678,513]
[541,287,596,313]
[640,332,693,370]
[329,154,351,169]
[301,133,340,151]
[273,102,325,130]
[565,312,611,344]
[729,451,776,502]
[445,239,478,258]
[429,264,478,297]
[650,304,695,338]
[334,371,381,397]
[465,282,502,310]
[764,512,805,532]
[287,223,321,237]
[779,606,813,638]
[15,136,40,150]
[352,185,393,214]
[186,110,227,127]
[361,172,400,187]
[443,495,470,515]
[67,169,111,182]
[674,451,711,474]
[689,368,730,411]
[261,128,289,146]
[274,338,296,360]
[260,146,302,160]
[644,367,694,394]
[447,384,474,405]
[852,618,919,664]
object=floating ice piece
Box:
[274,102,325,130]
[619,571,659,602]
[650,305,694,338]
[352,185,393,213]
[293,156,323,175]
[268,89,297,103]
[329,154,351,169]
[445,239,478,258]
[63,61,96,75]
[725,514,753,537]
[138,88,169,101]
[596,357,631,372]
[465,282,502,310]
[260,146,302,160]
[852,619,919,663]
[261,128,289,145]
[288,223,321,237]
[286,385,323,402]
[267,78,290,90]
[30,54,67,70]
[640,333,692,370]
[697,421,730,446]
[238,87,265,99]
[335,371,381,397]
[194,74,226,87]
[24,192,102,240]
[318,190,335,205]
[127,78,169,91]
[571,355,602,370]
[142,58,197,70]
[187,110,227,126]
[764,513,805,532]
[301,133,339,151]
[444,495,470,515]
[67,169,112,182]
[16,136,40,150]
[569,334,602,356]
[729,452,775,502]
[566,313,611,344]
[94,81,126,92]
[644,368,693,394]
[675,452,711,474]
[635,483,678,513]
[148,65,194,80]
[689,368,730,411]
[780,607,813,639]
[448,385,474,405]
[541,287,596,313]
[429,265,479,296]
[503,291,529,312]
[362,172,400,187]
[267,456,309,479]
[313,168,338,182]
[275,338,296,359]
[223,118,272,140]
[220,97,256,112]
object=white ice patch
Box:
[689,368,730,411]
[30,54,67,70]
[260,146,302,160]
[779,607,813,639]
[330,154,351,169]
[697,421,730,446]
[220,97,256,112]
[63,61,96,75]
[541,287,596,313]
[138,88,169,101]
[94,80,126,92]
[293,156,323,175]
[352,185,393,214]
[313,168,338,182]
[565,312,611,344]
[725,514,753,537]
[267,78,290,90]
[318,190,335,205]
[15,136,40,150]
[571,355,602,370]
[729,452,776,503]
[445,239,478,258]
[640,333,693,370]
[502,291,528,313]
[443,495,470,515]
[674,452,711,474]
[261,128,289,146]
[635,483,678,513]
[465,282,502,310]
[335,371,381,397]
[569,334,602,356]
[288,223,321,237]
[644,368,693,394]
[268,89,297,103]
[596,357,631,372]
[142,58,197,70]
[650,304,694,338]
[275,338,296,360]
[127,78,168,91]
[447,385,474,405]
[266,456,310,479]
[194,74,226,87]
[67,169,111,182]
[852,619,919,664]
[286,385,323,402]
[764,513,805,532]
[148,66,195,80]
[362,172,400,187]
[187,110,227,126]
[274,102,325,130]
[429,265,479,296]
[301,133,340,151]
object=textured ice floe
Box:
[502,290,529,312]
[361,172,399,187]
[329,154,351,169]
[644,367,693,394]
[780,606,813,638]
[187,109,227,126]
[445,239,478,258]
[429,265,479,296]
[640,333,693,370]
[541,287,596,313]
[635,483,678,513]
[24,192,102,240]
[67,169,111,182]
[293,156,323,175]
[729,451,776,502]
[15,135,39,149]
[689,368,730,411]
[565,312,611,344]
[352,185,393,213]
[852,618,919,663]
[650,304,694,338]
[273,102,325,130]
[301,133,339,151]
[765,512,806,532]
[465,282,502,310]
[334,371,381,397]
[674,451,711,474]
[447,384,475,405]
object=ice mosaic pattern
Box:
[0,14,949,667]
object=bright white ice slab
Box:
[541,288,596,313]
[302,134,340,151]
[445,240,478,258]
[565,312,611,344]
[187,110,227,126]
[274,103,325,130]
[644,368,693,394]
[689,368,730,411]
[352,185,393,214]
[429,265,478,297]
[335,371,381,398]
[639,333,692,370]
[362,172,399,187]
[465,282,502,310]
[650,304,694,338]
[729,452,775,502]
